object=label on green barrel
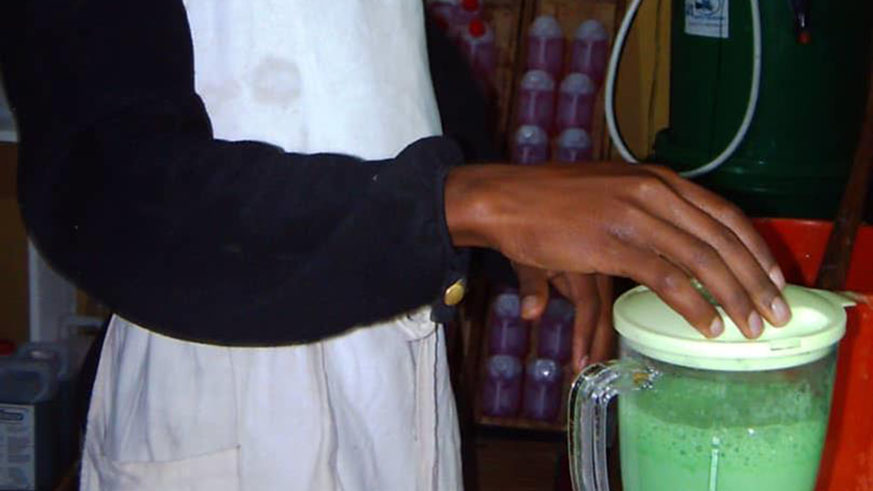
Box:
[0,404,35,490]
[618,375,829,491]
[685,0,729,38]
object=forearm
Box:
[5,0,469,345]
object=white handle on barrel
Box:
[603,0,762,178]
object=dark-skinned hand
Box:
[445,162,791,340]
[514,264,615,371]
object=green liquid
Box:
[618,374,831,491]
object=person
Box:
[0,1,790,490]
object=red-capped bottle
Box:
[459,18,498,94]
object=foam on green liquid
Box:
[618,366,834,491]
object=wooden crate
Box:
[480,0,622,159]
[462,0,625,433]
[474,289,574,432]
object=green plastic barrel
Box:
[654,0,872,219]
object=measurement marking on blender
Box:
[709,436,721,491]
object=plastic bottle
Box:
[537,297,575,363]
[527,15,565,80]
[555,72,596,132]
[515,69,555,131]
[511,125,549,165]
[481,355,524,417]
[17,342,81,483]
[449,0,483,40]
[488,291,530,357]
[570,20,609,88]
[522,358,563,421]
[427,0,458,32]
[0,359,60,490]
[555,128,593,163]
[459,19,498,93]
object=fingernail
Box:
[748,312,764,337]
[770,296,791,325]
[521,296,539,317]
[577,356,590,371]
[709,317,724,337]
[769,266,786,291]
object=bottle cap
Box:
[469,18,486,38]
[530,15,564,39]
[560,73,595,95]
[574,19,608,41]
[461,0,480,12]
[520,70,555,91]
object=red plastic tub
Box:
[753,219,873,491]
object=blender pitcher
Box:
[568,285,853,491]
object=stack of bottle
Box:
[512,15,609,165]
[480,289,575,423]
[427,0,497,96]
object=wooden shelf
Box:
[485,0,624,158]
[455,0,631,437]
[477,415,566,433]
[468,282,578,433]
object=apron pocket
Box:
[96,446,240,491]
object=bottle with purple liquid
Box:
[447,0,483,42]
[511,125,549,165]
[526,15,564,81]
[555,128,592,164]
[515,69,555,131]
[555,72,595,132]
[459,19,497,94]
[522,358,564,421]
[488,291,530,357]
[536,297,574,363]
[481,355,524,417]
[426,0,458,32]
[570,20,609,88]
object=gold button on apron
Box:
[444,280,466,306]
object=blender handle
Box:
[568,360,658,491]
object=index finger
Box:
[642,165,786,290]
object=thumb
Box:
[514,264,550,320]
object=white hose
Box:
[604,0,762,178]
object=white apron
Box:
[79,1,462,490]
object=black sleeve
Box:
[0,0,468,346]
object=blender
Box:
[569,284,853,490]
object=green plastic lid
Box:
[613,284,853,371]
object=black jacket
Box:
[0,0,497,345]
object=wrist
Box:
[444,164,511,249]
